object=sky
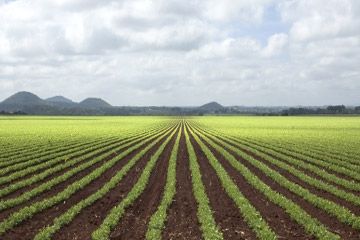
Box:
[0,0,359,106]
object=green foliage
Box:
[192,126,340,239]
[146,126,181,240]
[188,126,277,240]
[0,120,175,236]
[91,126,179,240]
[0,125,169,210]
[1,116,359,239]
[191,122,360,231]
[183,127,223,240]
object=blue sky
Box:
[229,4,289,44]
[0,0,359,106]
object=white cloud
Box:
[203,0,274,23]
[280,0,360,41]
[189,37,261,59]
[0,0,359,106]
[262,33,288,57]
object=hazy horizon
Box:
[0,0,359,106]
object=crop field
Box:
[0,116,359,240]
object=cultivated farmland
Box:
[0,116,359,240]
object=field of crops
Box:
[0,116,359,240]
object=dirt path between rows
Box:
[0,130,173,240]
[238,138,360,184]
[192,128,315,240]
[188,129,257,239]
[0,138,117,180]
[238,144,360,215]
[208,131,360,215]
[1,136,141,200]
[108,128,178,239]
[0,135,152,220]
[210,134,360,239]
[162,127,203,240]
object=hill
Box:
[79,98,112,109]
[46,96,77,108]
[46,96,73,104]
[0,92,230,115]
[199,102,224,111]
[0,91,51,113]
[0,92,72,114]
[2,91,46,106]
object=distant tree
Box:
[326,105,346,114]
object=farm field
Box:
[0,116,359,240]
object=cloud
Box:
[280,0,360,41]
[203,0,274,23]
[262,33,288,57]
[0,0,359,106]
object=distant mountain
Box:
[79,98,112,109]
[0,93,232,115]
[9,91,357,116]
[46,96,77,108]
[199,101,224,111]
[46,96,73,104]
[2,91,46,106]
[0,91,57,114]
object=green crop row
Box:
[0,123,172,185]
[0,118,173,163]
[91,126,179,240]
[0,125,173,210]
[145,124,182,240]
[264,137,360,165]
[0,121,171,168]
[242,137,360,174]
[0,137,88,160]
[188,126,277,240]
[199,126,360,192]
[190,125,340,240]
[0,137,129,186]
[0,134,114,166]
[0,124,171,199]
[0,136,108,167]
[181,127,223,240]
[197,127,360,230]
[233,137,360,195]
[0,136,118,175]
[34,124,179,240]
[0,123,177,236]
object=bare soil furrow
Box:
[214,135,360,239]
[1,135,146,200]
[0,131,172,240]
[220,136,360,215]
[108,129,178,240]
[192,128,315,240]
[162,127,203,240]
[188,129,257,240]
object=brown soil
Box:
[207,132,360,239]
[108,128,178,240]
[0,138,114,178]
[1,134,145,200]
[216,134,360,215]
[240,138,360,183]
[0,135,156,221]
[190,128,314,240]
[241,139,360,196]
[162,127,203,240]
[0,130,173,240]
[1,122,360,240]
[188,128,257,240]
[0,137,120,189]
